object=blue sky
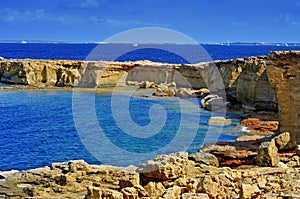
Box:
[0,0,299,43]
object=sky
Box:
[0,0,299,43]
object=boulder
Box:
[273,132,290,150]
[254,140,280,167]
[188,152,219,167]
[201,94,225,111]
[137,152,188,183]
[240,183,260,199]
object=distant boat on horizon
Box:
[21,40,27,44]
[133,43,138,47]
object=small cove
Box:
[0,88,244,171]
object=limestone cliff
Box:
[267,51,300,148]
[0,57,279,112]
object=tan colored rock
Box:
[240,183,260,199]
[121,187,138,199]
[186,178,198,193]
[197,175,218,198]
[273,132,290,150]
[181,193,210,199]
[162,185,181,199]
[153,83,177,97]
[175,87,195,98]
[85,186,123,199]
[208,117,232,126]
[267,51,300,148]
[137,152,188,183]
[286,156,300,167]
[133,185,148,198]
[143,182,165,198]
[255,140,280,167]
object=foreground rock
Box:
[1,147,300,198]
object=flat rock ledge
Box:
[1,144,300,199]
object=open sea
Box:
[1,43,300,171]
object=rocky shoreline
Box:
[1,133,300,199]
[1,51,300,198]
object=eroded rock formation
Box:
[0,56,279,112]
[267,51,300,149]
[1,150,300,198]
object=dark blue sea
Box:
[1,43,300,171]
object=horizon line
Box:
[0,40,300,46]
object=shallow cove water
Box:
[0,88,243,171]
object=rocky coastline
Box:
[1,51,300,198]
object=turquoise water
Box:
[0,89,242,171]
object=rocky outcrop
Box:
[0,56,278,111]
[241,118,278,134]
[267,51,300,149]
[2,150,300,199]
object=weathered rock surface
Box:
[200,139,263,167]
[255,140,280,167]
[137,152,188,184]
[188,152,219,167]
[0,56,279,111]
[2,150,300,199]
[267,50,300,148]
[241,118,278,134]
[274,132,291,150]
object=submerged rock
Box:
[208,116,232,126]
